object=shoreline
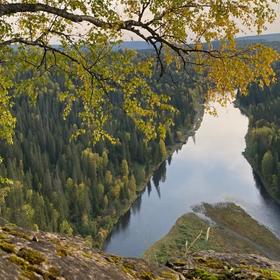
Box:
[236,102,280,207]
[243,150,280,205]
[143,202,280,264]
[101,105,204,250]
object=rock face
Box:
[0,220,178,280]
[167,251,280,279]
[1,216,280,279]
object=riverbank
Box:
[104,102,280,257]
[144,202,280,264]
[237,102,280,206]
[243,151,280,205]
[99,105,205,249]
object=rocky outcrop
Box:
[1,215,280,279]
[167,250,280,279]
[0,220,178,279]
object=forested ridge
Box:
[238,42,280,204]
[0,56,203,247]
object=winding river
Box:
[104,103,280,257]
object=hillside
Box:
[236,33,280,43]
[144,203,280,264]
[237,50,280,206]
[114,33,280,51]
[0,62,203,248]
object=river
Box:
[104,103,280,257]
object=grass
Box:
[203,203,280,256]
[144,203,280,264]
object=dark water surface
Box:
[104,104,280,257]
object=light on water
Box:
[104,103,280,257]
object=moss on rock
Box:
[0,240,16,253]
[1,221,280,279]
[17,248,46,265]
[2,226,31,240]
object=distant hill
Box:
[116,33,280,50]
[236,33,280,43]
[113,41,153,50]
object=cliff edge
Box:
[1,216,280,279]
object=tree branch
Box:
[0,3,106,27]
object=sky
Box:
[122,2,280,41]
[247,3,280,36]
[47,1,280,43]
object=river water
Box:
[104,103,280,257]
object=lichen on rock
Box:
[0,212,280,279]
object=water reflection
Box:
[104,103,280,257]
[119,209,131,231]
[167,155,172,166]
[147,181,152,196]
[152,161,167,190]
[132,195,142,215]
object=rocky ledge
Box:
[0,222,177,279]
[0,217,280,279]
[167,250,280,279]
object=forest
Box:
[0,54,203,247]
[238,42,280,204]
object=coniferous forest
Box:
[2,2,280,279]
[0,58,202,246]
[238,43,280,204]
